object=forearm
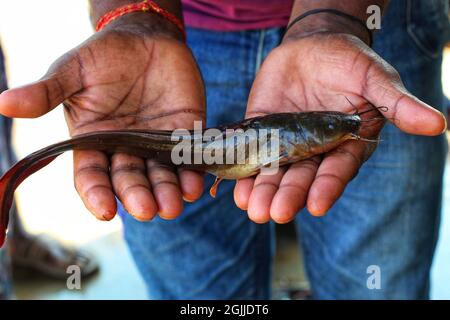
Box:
[89,0,184,39]
[285,0,389,44]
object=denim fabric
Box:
[121,29,277,299]
[120,0,449,299]
[297,0,449,300]
[0,45,12,300]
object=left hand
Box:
[0,15,205,222]
[234,33,446,223]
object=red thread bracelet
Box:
[96,0,186,41]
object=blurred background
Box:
[0,1,448,299]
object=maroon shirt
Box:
[182,0,293,31]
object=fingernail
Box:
[130,213,147,222]
[127,209,143,220]
[102,209,115,221]
[183,196,195,203]
[440,112,448,135]
[158,211,178,220]
[307,202,327,217]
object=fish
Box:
[0,111,369,246]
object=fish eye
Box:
[328,123,335,130]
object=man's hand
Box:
[234,32,446,224]
[0,13,205,222]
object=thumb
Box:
[363,61,446,136]
[0,52,82,118]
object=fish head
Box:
[293,112,362,155]
[316,112,361,144]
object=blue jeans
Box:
[120,0,450,299]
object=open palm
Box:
[0,28,205,221]
[234,34,446,223]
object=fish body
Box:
[0,111,362,246]
[201,112,361,179]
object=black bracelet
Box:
[285,8,373,47]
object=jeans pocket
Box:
[406,0,449,59]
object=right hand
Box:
[0,14,206,222]
[235,32,446,223]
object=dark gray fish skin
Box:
[0,111,362,246]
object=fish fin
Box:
[260,150,289,169]
[209,177,223,198]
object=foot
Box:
[10,234,99,279]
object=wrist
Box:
[102,11,185,41]
[90,0,184,41]
[283,12,371,46]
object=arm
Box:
[235,0,446,223]
[0,0,206,221]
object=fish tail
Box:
[0,130,196,247]
[0,147,67,247]
[0,178,8,246]
[0,131,175,247]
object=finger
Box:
[270,157,320,223]
[234,177,255,210]
[247,167,286,224]
[0,52,82,118]
[73,150,117,221]
[146,160,183,219]
[363,62,446,135]
[111,153,158,222]
[178,168,204,202]
[307,141,364,216]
